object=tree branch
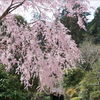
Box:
[0,0,26,21]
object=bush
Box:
[0,64,26,100]
[79,41,100,70]
[90,91,100,100]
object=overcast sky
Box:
[87,0,100,22]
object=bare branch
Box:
[11,0,14,5]
[0,0,26,21]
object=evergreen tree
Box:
[87,7,100,44]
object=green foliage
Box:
[85,60,100,90]
[90,91,100,100]
[63,59,100,100]
[43,96,52,100]
[63,68,85,100]
[75,79,90,100]
[88,23,96,34]
[30,92,52,100]
[86,7,100,44]
[24,77,39,100]
[0,64,26,100]
[74,60,100,100]
[63,68,85,89]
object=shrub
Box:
[90,91,100,100]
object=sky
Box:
[87,0,100,22]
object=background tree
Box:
[60,7,90,45]
[87,7,100,44]
[63,67,85,100]
[79,41,100,70]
